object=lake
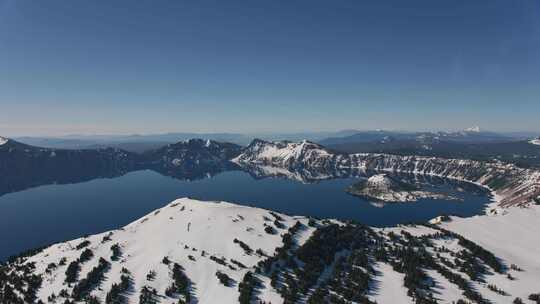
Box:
[0,169,490,261]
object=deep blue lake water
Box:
[0,170,490,261]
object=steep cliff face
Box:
[234,140,540,207]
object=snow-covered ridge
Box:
[234,140,540,208]
[3,198,540,304]
[12,198,312,304]
[0,136,8,146]
[232,139,335,169]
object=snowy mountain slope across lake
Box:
[234,139,540,208]
[232,139,334,168]
[2,198,540,304]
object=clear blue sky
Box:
[1,0,539,136]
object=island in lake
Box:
[346,173,459,203]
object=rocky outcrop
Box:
[346,174,457,202]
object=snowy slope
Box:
[379,206,540,303]
[369,262,412,304]
[22,198,313,303]
[0,136,8,146]
[3,198,540,304]
[232,139,334,169]
[441,205,540,303]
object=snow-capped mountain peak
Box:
[232,139,334,168]
[4,198,312,304]
[0,136,9,146]
[464,126,481,133]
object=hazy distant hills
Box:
[7,127,540,169]
[15,128,537,153]
[13,131,358,153]
[319,128,518,146]
[14,133,251,152]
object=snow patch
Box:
[5,198,540,303]
[464,126,481,132]
[370,262,412,304]
[529,138,540,145]
[441,205,540,302]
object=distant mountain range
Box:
[12,130,362,152]
[319,127,518,146]
[14,133,251,152]
[317,129,540,168]
[13,128,538,153]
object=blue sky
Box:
[1,0,539,136]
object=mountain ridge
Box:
[233,139,540,209]
[2,198,540,304]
